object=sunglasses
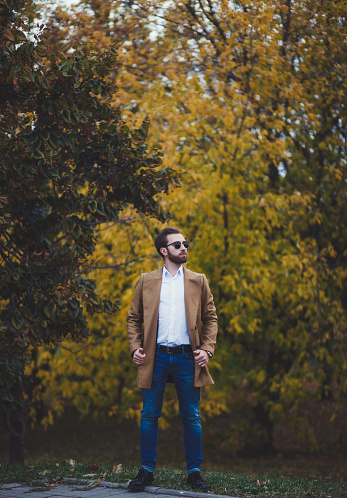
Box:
[166,241,189,250]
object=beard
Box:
[167,247,187,264]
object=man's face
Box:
[164,233,188,264]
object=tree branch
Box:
[78,255,159,273]
[197,0,227,43]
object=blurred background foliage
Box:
[1,0,346,456]
[0,0,177,463]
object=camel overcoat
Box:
[127,266,218,388]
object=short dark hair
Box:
[155,227,181,258]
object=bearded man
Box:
[127,227,218,492]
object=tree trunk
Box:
[252,402,274,452]
[239,402,275,456]
[8,383,25,464]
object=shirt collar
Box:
[163,265,184,278]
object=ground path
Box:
[1,480,238,498]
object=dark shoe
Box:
[187,471,208,492]
[128,468,154,491]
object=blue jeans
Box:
[140,347,202,474]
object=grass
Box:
[0,461,346,497]
[0,410,346,479]
[0,407,346,496]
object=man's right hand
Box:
[133,347,146,365]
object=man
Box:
[127,227,218,492]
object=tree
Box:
[0,0,178,462]
[23,0,347,453]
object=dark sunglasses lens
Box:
[171,241,189,249]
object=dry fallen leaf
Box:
[112,464,123,474]
[87,479,101,489]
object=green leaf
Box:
[33,149,44,159]
[12,313,24,330]
[66,219,75,233]
[48,135,59,149]
[96,203,105,216]
[43,303,56,319]
[13,267,22,281]
[35,43,46,57]
[104,301,112,313]
[2,28,15,41]
[61,110,71,123]
[14,29,27,42]
[90,293,100,305]
[72,224,81,239]
[88,200,97,213]
[70,112,79,124]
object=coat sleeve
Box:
[127,274,144,356]
[200,274,218,355]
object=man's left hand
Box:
[193,349,209,368]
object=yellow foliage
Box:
[25,0,347,452]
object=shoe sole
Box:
[128,482,153,491]
[187,481,208,492]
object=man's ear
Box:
[160,247,167,257]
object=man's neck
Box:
[164,260,182,277]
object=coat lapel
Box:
[184,267,201,344]
[142,268,162,334]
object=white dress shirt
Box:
[157,265,190,346]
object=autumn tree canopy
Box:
[0,0,178,462]
[8,0,347,454]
